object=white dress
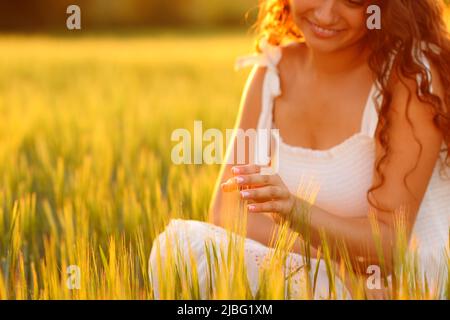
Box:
[149,39,450,299]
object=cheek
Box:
[289,0,312,28]
[346,12,368,36]
[289,0,311,15]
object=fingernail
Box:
[240,191,250,198]
[232,167,240,174]
[248,205,256,211]
[235,176,244,184]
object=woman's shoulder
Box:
[388,55,445,114]
[279,40,306,58]
[271,41,307,91]
[277,40,307,71]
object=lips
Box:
[305,19,345,38]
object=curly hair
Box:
[251,0,450,213]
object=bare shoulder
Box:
[236,64,269,132]
[278,41,307,79]
[237,41,307,129]
[279,41,307,61]
[388,57,445,134]
[370,58,445,218]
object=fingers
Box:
[221,165,270,192]
[221,178,239,192]
[235,173,273,188]
[247,200,290,215]
[222,165,283,193]
[220,177,261,193]
[221,174,265,192]
[240,186,290,202]
[231,164,261,175]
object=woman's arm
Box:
[208,65,317,257]
[230,64,446,274]
[292,68,445,272]
[208,64,264,228]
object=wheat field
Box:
[0,23,449,299]
[0,31,255,299]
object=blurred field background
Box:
[0,0,257,299]
[0,1,448,299]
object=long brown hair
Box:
[251,0,450,213]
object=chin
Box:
[299,19,365,53]
[303,32,366,54]
[302,34,352,53]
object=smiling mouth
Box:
[305,19,345,38]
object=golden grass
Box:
[0,31,253,299]
[0,28,448,299]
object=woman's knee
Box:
[149,219,215,269]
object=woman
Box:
[150,0,450,299]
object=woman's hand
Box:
[221,164,302,226]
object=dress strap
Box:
[359,82,381,138]
[235,38,283,131]
[415,41,436,95]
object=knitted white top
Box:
[235,39,450,287]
